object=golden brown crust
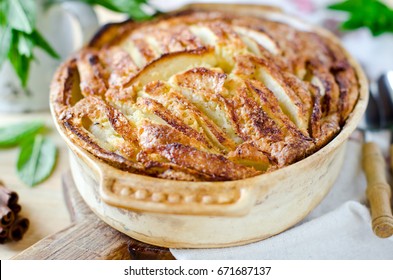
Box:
[51,7,360,181]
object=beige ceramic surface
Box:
[51,4,369,248]
[67,137,348,248]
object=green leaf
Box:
[17,31,34,58]
[1,0,60,87]
[8,29,59,86]
[341,14,365,30]
[8,0,36,33]
[31,30,59,59]
[328,0,393,36]
[8,30,31,87]
[0,24,12,66]
[17,134,57,187]
[79,0,154,21]
[0,0,8,25]
[328,0,362,11]
[0,121,44,147]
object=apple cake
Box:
[51,6,360,181]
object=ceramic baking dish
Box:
[50,4,368,248]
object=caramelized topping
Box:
[52,9,360,181]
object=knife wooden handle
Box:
[390,144,393,174]
[362,142,393,238]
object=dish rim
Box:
[49,4,369,209]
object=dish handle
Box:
[98,173,257,217]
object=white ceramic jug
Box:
[0,0,98,113]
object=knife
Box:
[361,77,393,238]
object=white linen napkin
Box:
[171,140,393,259]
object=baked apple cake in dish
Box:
[51,5,360,182]
[50,4,367,247]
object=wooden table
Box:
[0,111,71,259]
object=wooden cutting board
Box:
[12,172,175,260]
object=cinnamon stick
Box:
[0,181,29,244]
[0,181,19,207]
[9,204,21,215]
[0,226,8,238]
[9,217,29,242]
[0,206,15,227]
[0,226,10,244]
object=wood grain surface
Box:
[12,172,175,260]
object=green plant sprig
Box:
[0,121,58,187]
[46,0,158,23]
[328,0,393,36]
[0,0,59,87]
[80,0,156,21]
[0,0,157,88]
